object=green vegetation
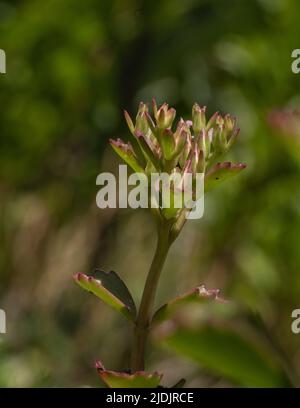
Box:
[0,0,300,387]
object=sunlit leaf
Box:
[95,361,162,388]
[205,161,246,191]
[74,270,136,321]
[110,138,145,173]
[152,285,224,324]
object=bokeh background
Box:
[1,0,300,387]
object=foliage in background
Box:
[0,0,300,387]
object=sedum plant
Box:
[74,100,246,388]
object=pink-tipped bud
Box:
[224,114,236,134]
[206,111,219,130]
[155,103,176,129]
[137,101,148,116]
[198,129,206,158]
[192,103,206,134]
[152,98,158,119]
[135,111,149,135]
[124,110,135,134]
[216,114,224,126]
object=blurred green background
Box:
[1,0,300,387]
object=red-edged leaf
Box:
[73,270,136,321]
[95,361,162,388]
[205,161,246,191]
[152,285,224,324]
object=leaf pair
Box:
[76,270,287,388]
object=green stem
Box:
[131,221,172,372]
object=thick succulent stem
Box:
[131,221,172,372]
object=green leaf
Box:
[96,361,162,388]
[136,132,161,171]
[161,189,182,220]
[160,129,176,160]
[73,270,136,321]
[157,324,289,387]
[171,378,186,388]
[205,161,246,191]
[110,139,144,173]
[153,285,223,324]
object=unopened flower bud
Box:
[124,110,135,134]
[224,114,236,134]
[135,131,161,170]
[196,129,206,159]
[206,111,219,130]
[154,102,176,129]
[109,139,144,173]
[216,114,224,126]
[179,132,192,168]
[197,149,205,173]
[192,103,206,134]
[190,143,199,175]
[135,111,149,135]
[115,101,245,208]
[160,129,176,160]
[212,124,227,157]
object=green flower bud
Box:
[227,127,240,149]
[135,111,149,136]
[206,111,219,130]
[109,139,144,173]
[135,131,161,171]
[189,142,199,175]
[174,129,188,157]
[205,128,213,159]
[213,124,227,154]
[179,132,192,168]
[224,114,236,134]
[153,101,176,129]
[160,129,176,160]
[216,114,224,126]
[197,149,205,173]
[192,103,206,134]
[195,129,206,159]
[112,101,245,217]
[124,110,135,134]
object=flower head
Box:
[110,100,246,222]
[112,100,243,174]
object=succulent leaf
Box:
[74,270,136,321]
[205,161,246,191]
[95,361,162,388]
